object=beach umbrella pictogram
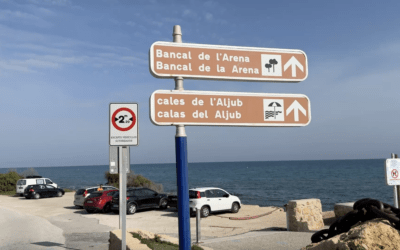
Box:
[268,102,281,119]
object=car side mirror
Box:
[223,194,229,198]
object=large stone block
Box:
[301,218,400,250]
[334,202,355,219]
[287,198,324,232]
[109,229,150,250]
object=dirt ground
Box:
[0,193,335,240]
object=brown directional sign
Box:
[149,42,308,82]
[150,90,311,126]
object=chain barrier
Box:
[311,198,400,243]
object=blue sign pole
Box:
[172,25,191,250]
[175,125,191,249]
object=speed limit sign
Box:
[109,103,138,146]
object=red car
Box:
[83,189,118,213]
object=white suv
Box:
[189,187,241,218]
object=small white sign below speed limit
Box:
[109,103,138,146]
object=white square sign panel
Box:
[385,159,400,186]
[109,103,138,146]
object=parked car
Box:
[74,186,116,208]
[24,184,64,199]
[170,187,241,218]
[16,176,58,196]
[83,189,118,213]
[111,187,169,215]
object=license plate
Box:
[113,204,118,208]
[87,201,93,203]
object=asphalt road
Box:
[0,193,326,250]
[0,207,65,250]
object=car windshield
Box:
[189,190,199,198]
[76,189,85,195]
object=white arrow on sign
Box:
[286,100,306,121]
[284,56,304,77]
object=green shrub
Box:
[105,171,164,193]
[0,171,23,192]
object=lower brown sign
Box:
[150,90,311,126]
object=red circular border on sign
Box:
[392,169,399,179]
[112,107,136,132]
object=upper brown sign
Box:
[150,90,311,127]
[149,42,308,82]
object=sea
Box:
[1,159,394,211]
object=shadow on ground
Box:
[31,241,79,250]
[252,227,288,232]
[64,206,81,210]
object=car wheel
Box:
[85,209,95,214]
[200,206,210,218]
[231,202,240,213]
[25,196,30,199]
[127,203,137,215]
[57,191,63,197]
[112,210,119,214]
[103,203,111,213]
[159,199,168,210]
[33,193,40,199]
[20,194,24,197]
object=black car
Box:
[24,184,65,199]
[111,188,169,215]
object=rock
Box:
[301,218,400,250]
[109,229,150,250]
[128,228,155,240]
[109,228,213,250]
[334,202,355,219]
[287,199,324,232]
[155,234,179,245]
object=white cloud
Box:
[162,17,182,23]
[152,20,163,27]
[183,9,192,17]
[205,12,213,21]
[126,21,136,27]
[27,0,71,6]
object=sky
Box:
[1,0,400,168]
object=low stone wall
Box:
[334,202,355,218]
[109,229,150,250]
[109,228,213,250]
[287,199,324,232]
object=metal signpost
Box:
[109,146,119,174]
[385,153,400,208]
[150,90,311,127]
[109,103,138,250]
[149,25,310,250]
[109,146,131,174]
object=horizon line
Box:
[0,157,387,169]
